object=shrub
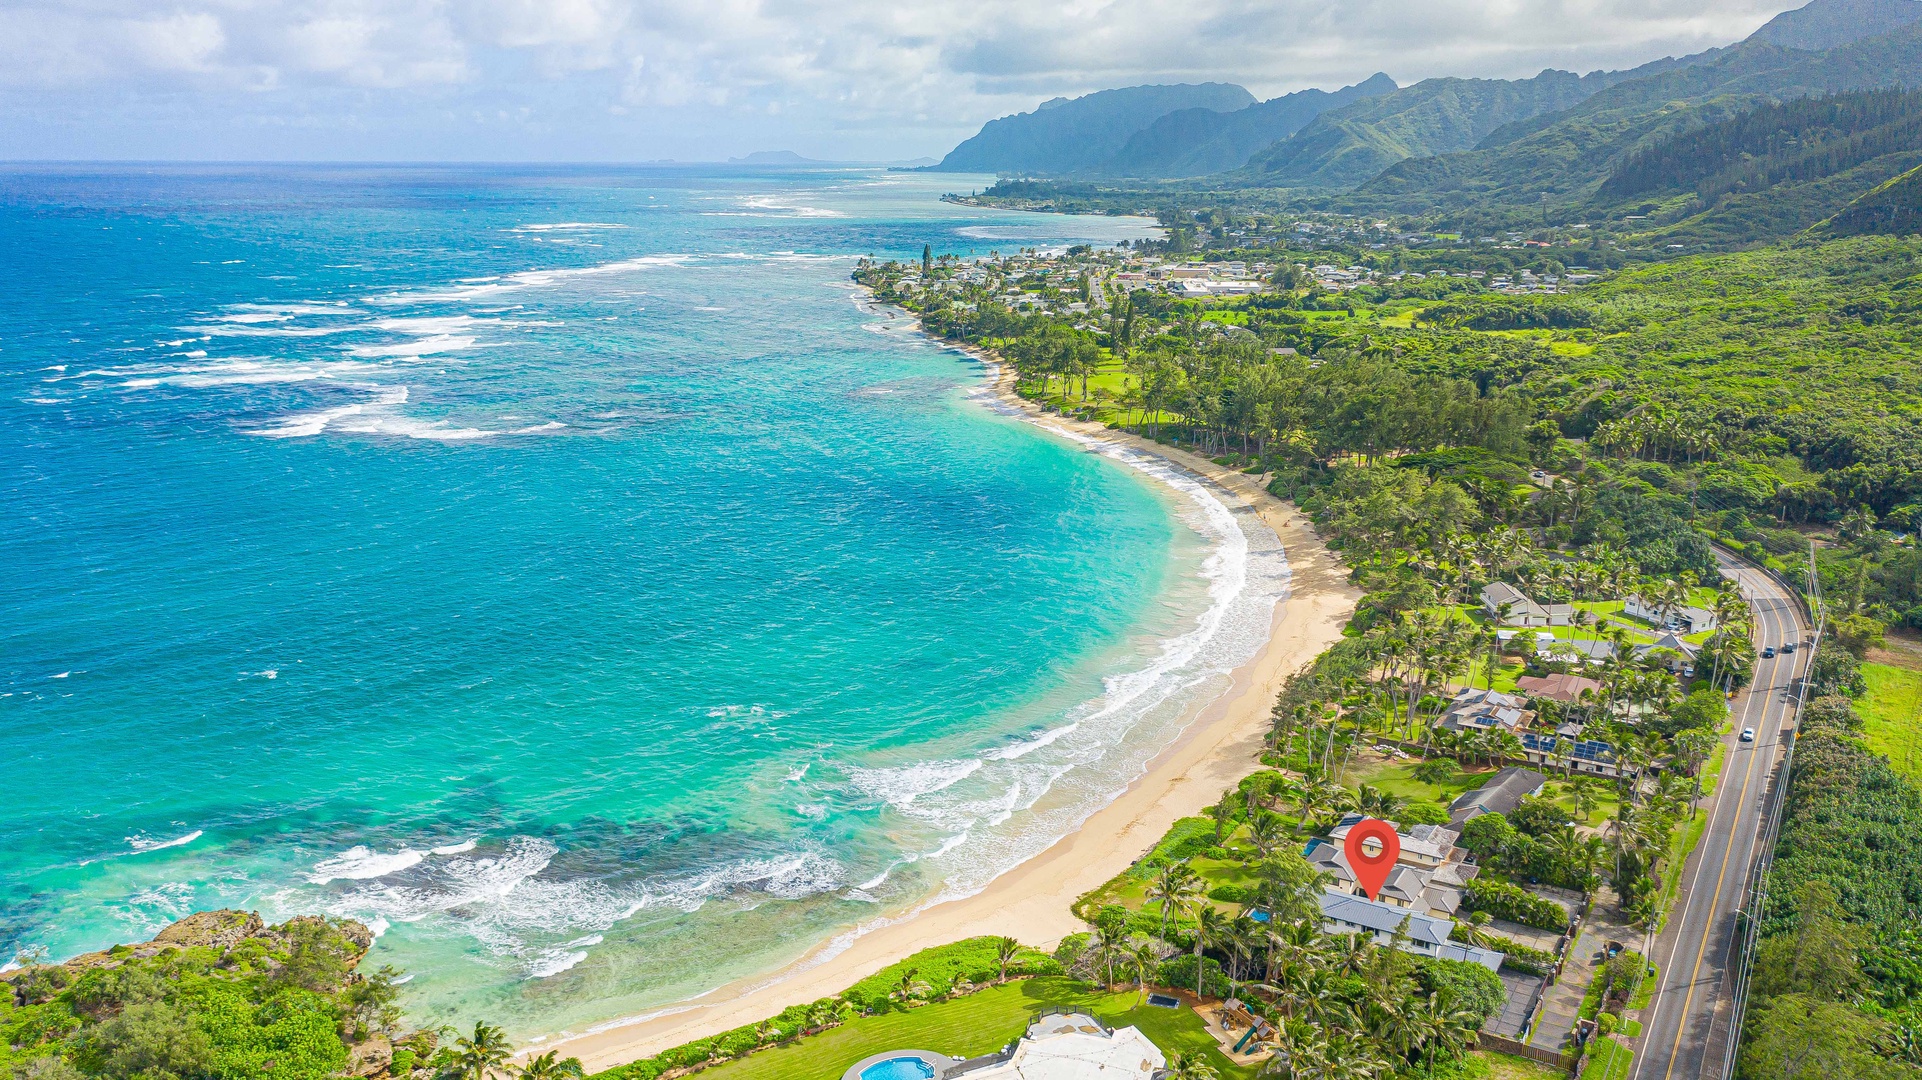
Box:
[1415,956,1508,1025]
[1464,879,1570,931]
[1207,884,1253,905]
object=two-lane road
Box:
[1630,553,1811,1080]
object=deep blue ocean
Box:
[0,165,1287,1039]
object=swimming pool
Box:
[1147,993,1182,1008]
[860,1058,937,1080]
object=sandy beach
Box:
[548,333,1359,1073]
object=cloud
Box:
[0,0,1799,158]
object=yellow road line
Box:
[1659,594,1786,1080]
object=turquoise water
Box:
[0,165,1288,1039]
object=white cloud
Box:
[0,0,1802,157]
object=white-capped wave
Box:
[845,758,981,809]
[369,254,692,305]
[512,223,628,233]
[309,845,426,884]
[127,829,202,853]
[346,334,479,359]
[432,839,478,856]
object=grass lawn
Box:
[694,979,1252,1080]
[1350,758,1493,808]
[1860,661,1922,781]
[1538,778,1622,826]
[1586,1038,1635,1080]
[1470,1050,1567,1079]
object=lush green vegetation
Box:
[1861,660,1922,780]
[1742,681,1922,1077]
[0,914,401,1080]
[688,979,1249,1080]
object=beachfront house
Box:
[1317,889,1504,971]
[1310,820,1479,917]
[933,1010,1165,1080]
[1519,733,1637,778]
[1480,583,1575,627]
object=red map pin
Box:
[1344,817,1401,901]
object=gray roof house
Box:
[1448,766,1548,824]
[1317,888,1504,971]
[1480,582,1550,626]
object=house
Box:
[1317,889,1504,971]
[1440,687,1533,733]
[1520,732,1637,778]
[1480,582,1549,626]
[1635,632,1700,672]
[1624,597,1719,634]
[1448,766,1548,823]
[937,1011,1164,1080]
[1328,816,1463,869]
[1516,673,1605,705]
[1309,825,1479,917]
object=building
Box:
[1519,732,1639,778]
[1635,632,1700,672]
[1516,673,1604,705]
[937,1011,1164,1080]
[1624,597,1719,634]
[1448,767,1548,824]
[1480,582,1549,626]
[1311,821,1480,917]
[1440,687,1533,733]
[1317,889,1504,971]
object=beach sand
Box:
[548,341,1359,1072]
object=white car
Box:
[1740,727,1756,742]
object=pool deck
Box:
[840,1049,957,1080]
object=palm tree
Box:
[993,936,1021,984]
[452,1023,511,1080]
[1148,863,1201,943]
[1190,904,1232,998]
[1166,1050,1220,1080]
[516,1053,584,1080]
[1128,941,1160,1005]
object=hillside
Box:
[1236,69,1629,190]
[1822,161,1922,233]
[1748,0,1922,51]
[929,84,1255,175]
[1352,21,1922,234]
[1085,74,1398,178]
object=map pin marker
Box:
[1344,817,1401,901]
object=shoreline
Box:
[544,304,1359,1073]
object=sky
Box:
[0,0,1803,162]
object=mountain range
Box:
[932,0,1922,202]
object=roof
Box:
[1639,632,1699,656]
[1480,582,1546,619]
[992,1023,1165,1080]
[1516,673,1604,703]
[1448,767,1547,822]
[1319,888,1453,945]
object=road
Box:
[1629,553,1811,1080]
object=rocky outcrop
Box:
[6,909,373,993]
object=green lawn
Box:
[694,979,1251,1080]
[1470,1051,1567,1079]
[1538,778,1622,826]
[1350,758,1493,808]
[1586,1038,1635,1080]
[1860,661,1922,781]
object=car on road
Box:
[1741,727,1756,742]
[1782,641,1796,653]
[1761,646,1776,657]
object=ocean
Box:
[0,164,1289,1040]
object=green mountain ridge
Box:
[1348,22,1922,239]
[928,84,1256,175]
[1081,74,1400,179]
[1822,160,1922,233]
